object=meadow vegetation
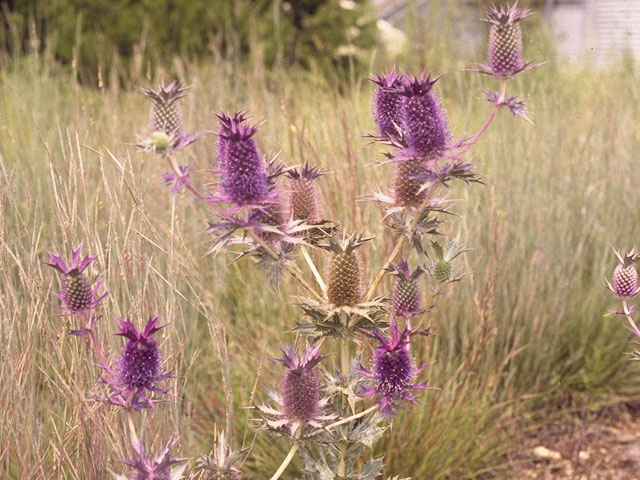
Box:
[1,9,640,478]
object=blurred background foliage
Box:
[0,0,379,82]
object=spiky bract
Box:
[46,244,107,315]
[256,344,334,436]
[389,261,424,318]
[399,73,449,159]
[103,316,171,410]
[215,112,269,206]
[114,437,185,480]
[371,67,405,139]
[196,430,245,480]
[358,319,430,417]
[287,163,324,223]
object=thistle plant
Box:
[607,248,640,357]
[101,316,171,410]
[114,434,186,480]
[389,262,425,319]
[46,244,107,317]
[287,163,324,224]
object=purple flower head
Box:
[287,163,324,223]
[214,112,269,207]
[608,248,640,299]
[115,437,186,480]
[137,81,200,152]
[160,165,190,196]
[371,66,405,139]
[398,73,450,159]
[103,316,171,410]
[393,159,432,208]
[46,244,107,315]
[256,343,335,436]
[389,261,425,318]
[358,319,431,418]
[471,2,539,78]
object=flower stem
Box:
[456,106,499,158]
[86,328,113,374]
[249,229,325,302]
[622,300,640,338]
[166,153,207,202]
[269,442,299,480]
[364,192,433,302]
[300,245,327,297]
[325,405,379,431]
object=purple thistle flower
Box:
[470,2,540,79]
[371,67,405,139]
[46,244,107,315]
[102,316,171,410]
[160,165,191,195]
[358,319,432,418]
[608,249,640,299]
[114,437,186,480]
[137,81,200,153]
[287,163,324,223]
[213,112,269,207]
[398,73,450,159]
[389,261,425,319]
[256,343,335,436]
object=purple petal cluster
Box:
[389,261,425,318]
[137,81,200,152]
[359,319,430,417]
[115,437,185,480]
[485,91,531,122]
[215,112,269,207]
[398,74,450,159]
[160,165,191,195]
[256,343,335,436]
[46,244,107,315]
[103,316,171,410]
[371,67,405,139]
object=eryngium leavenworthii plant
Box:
[46,244,107,315]
[389,261,425,318]
[102,316,171,410]
[358,319,431,417]
[326,235,371,307]
[256,343,334,436]
[608,248,640,299]
[480,2,537,78]
[287,163,324,223]
[214,112,269,207]
[399,73,450,159]
[427,239,469,284]
[371,67,405,139]
[137,81,200,152]
[114,437,186,480]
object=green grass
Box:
[1,39,640,479]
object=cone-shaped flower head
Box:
[484,2,531,77]
[46,244,107,315]
[196,430,245,480]
[427,240,469,284]
[215,112,269,206]
[103,316,171,410]
[389,261,425,318]
[393,159,430,207]
[325,234,372,307]
[608,249,640,299]
[115,437,186,480]
[371,67,405,139]
[287,163,324,223]
[399,73,449,159]
[256,343,335,436]
[358,319,430,417]
[137,81,200,152]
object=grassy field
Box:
[1,33,640,479]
